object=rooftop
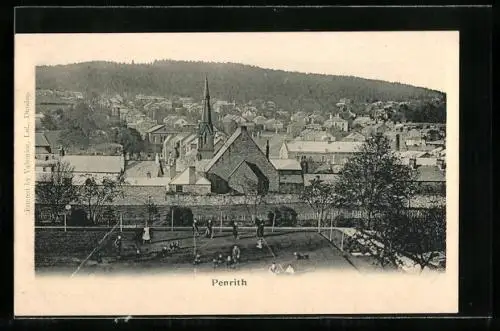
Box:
[35,132,50,147]
[61,155,124,174]
[269,158,302,171]
[284,141,363,154]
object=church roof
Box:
[204,126,246,172]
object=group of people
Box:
[211,245,241,270]
[191,218,241,240]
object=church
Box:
[164,77,279,195]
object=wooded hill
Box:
[36,60,445,112]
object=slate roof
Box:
[61,155,124,173]
[284,141,363,154]
[415,166,445,182]
[35,132,50,147]
[270,159,302,171]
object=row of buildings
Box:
[36,77,446,199]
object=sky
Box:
[19,32,458,92]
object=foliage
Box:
[299,176,336,231]
[68,208,92,226]
[166,206,194,226]
[36,60,445,121]
[145,197,159,226]
[114,126,144,155]
[268,206,298,227]
[78,175,124,223]
[334,133,416,227]
[34,161,79,222]
[392,205,446,271]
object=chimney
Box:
[395,133,401,151]
[265,140,270,160]
[240,125,247,132]
[409,157,417,169]
[437,158,446,170]
[188,166,196,185]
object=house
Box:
[145,124,178,153]
[323,114,349,132]
[173,117,190,128]
[59,155,125,185]
[35,132,52,157]
[201,126,279,194]
[264,119,284,133]
[279,140,363,164]
[405,129,425,146]
[269,159,304,194]
[124,160,171,186]
[341,132,366,142]
[296,129,335,142]
[352,116,373,128]
[168,166,211,195]
[253,115,268,126]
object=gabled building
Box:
[197,77,215,160]
[201,126,279,194]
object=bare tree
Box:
[241,174,267,222]
[299,176,336,232]
[35,161,78,222]
[78,175,124,224]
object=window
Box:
[176,185,183,193]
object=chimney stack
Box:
[188,166,196,185]
[437,158,446,170]
[265,140,270,160]
[409,157,417,169]
[395,133,401,151]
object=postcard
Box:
[14,31,459,316]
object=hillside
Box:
[36,60,444,112]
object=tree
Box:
[299,176,336,232]
[334,133,416,228]
[35,161,79,222]
[115,126,144,156]
[241,174,268,221]
[393,205,446,271]
[334,133,419,269]
[145,196,159,227]
[78,175,124,224]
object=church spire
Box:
[198,76,215,160]
[201,75,212,126]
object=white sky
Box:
[19,32,458,92]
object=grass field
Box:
[35,227,362,276]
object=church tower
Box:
[197,76,215,160]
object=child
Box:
[269,262,278,274]
[232,221,239,240]
[285,264,295,274]
[142,226,151,244]
[114,235,122,258]
[192,219,199,236]
[226,255,233,269]
[231,245,241,264]
[193,254,201,265]
[206,219,213,239]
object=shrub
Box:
[68,208,92,226]
[268,206,298,227]
[166,206,194,226]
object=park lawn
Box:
[35,228,357,275]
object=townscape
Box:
[34,60,447,277]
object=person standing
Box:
[231,245,241,265]
[206,219,213,239]
[142,226,151,244]
[192,219,199,236]
[232,220,239,240]
[114,235,122,259]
